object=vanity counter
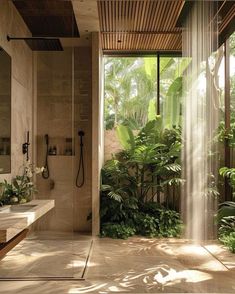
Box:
[0,200,55,242]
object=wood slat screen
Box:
[97,0,184,52]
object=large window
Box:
[230,32,235,118]
[229,32,235,171]
[104,55,188,131]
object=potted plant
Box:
[0,161,43,206]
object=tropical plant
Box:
[216,203,235,253]
[134,212,158,237]
[100,223,136,239]
[219,167,235,199]
[216,120,235,147]
[218,216,235,237]
[114,118,183,205]
[218,216,235,253]
[219,232,235,253]
[100,117,183,239]
[140,201,182,237]
[217,201,235,223]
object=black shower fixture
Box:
[22,131,30,161]
[42,134,50,179]
[76,130,85,188]
[7,35,63,51]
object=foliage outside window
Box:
[104,57,157,130]
[216,31,235,253]
[104,56,189,131]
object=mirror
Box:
[0,48,11,174]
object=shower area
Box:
[36,47,92,233]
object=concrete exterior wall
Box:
[104,129,122,161]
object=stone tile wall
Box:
[36,48,92,232]
[0,0,33,182]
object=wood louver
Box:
[97,0,185,53]
[97,0,235,53]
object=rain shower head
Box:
[7,35,63,51]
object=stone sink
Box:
[0,204,37,213]
[0,200,55,243]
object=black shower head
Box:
[7,35,63,51]
[26,39,63,51]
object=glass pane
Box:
[104,57,157,131]
[230,32,235,168]
[160,57,189,129]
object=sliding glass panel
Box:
[229,32,235,168]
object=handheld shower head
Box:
[45,134,49,145]
[78,130,85,137]
[76,130,85,188]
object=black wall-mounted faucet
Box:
[22,131,30,161]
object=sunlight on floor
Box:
[154,268,212,285]
[68,283,108,294]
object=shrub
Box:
[218,214,235,253]
[218,216,235,237]
[99,118,183,239]
[100,223,136,239]
[220,232,235,253]
[134,212,158,237]
[156,208,182,237]
[141,202,182,237]
[100,197,183,239]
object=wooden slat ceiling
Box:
[98,0,185,52]
[219,1,235,35]
[98,0,235,53]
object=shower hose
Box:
[42,134,50,179]
[76,131,85,188]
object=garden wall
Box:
[104,130,122,161]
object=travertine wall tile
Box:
[0,0,33,181]
[36,48,92,232]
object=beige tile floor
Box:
[0,232,92,279]
[0,233,235,293]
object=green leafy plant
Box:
[219,232,235,253]
[100,223,136,239]
[0,161,43,205]
[217,201,235,222]
[216,120,235,147]
[217,203,235,253]
[218,216,235,237]
[219,167,235,199]
[134,212,158,237]
[140,202,183,237]
[100,119,183,239]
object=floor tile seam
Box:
[202,245,230,271]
